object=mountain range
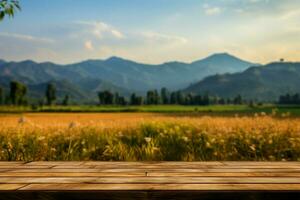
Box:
[185,62,300,101]
[2,53,300,102]
[0,53,254,102]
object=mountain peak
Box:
[205,52,240,61]
[19,60,37,65]
[105,56,126,62]
[191,52,254,66]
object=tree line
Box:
[0,81,69,106]
[0,82,246,106]
[98,88,244,106]
[278,93,300,105]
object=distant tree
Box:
[146,90,155,105]
[0,86,3,105]
[153,89,160,104]
[0,0,21,21]
[279,93,300,105]
[130,93,143,105]
[98,90,114,105]
[184,93,193,105]
[194,95,202,105]
[233,94,243,105]
[38,99,44,107]
[170,92,177,104]
[176,91,185,105]
[202,93,210,105]
[113,92,120,105]
[161,88,169,104]
[292,93,300,104]
[218,98,225,105]
[10,81,27,105]
[135,96,143,105]
[117,96,127,105]
[46,83,56,105]
[130,93,137,105]
[62,94,69,106]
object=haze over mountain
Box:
[185,62,300,101]
[0,53,254,102]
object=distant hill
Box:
[0,59,6,66]
[185,62,300,101]
[0,53,255,102]
[68,53,254,91]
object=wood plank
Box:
[1,172,300,177]
[25,162,84,166]
[92,165,300,169]
[0,172,146,177]
[0,184,27,190]
[3,164,300,169]
[0,162,25,165]
[0,161,300,194]
[19,183,300,191]
[83,161,224,166]
[6,168,300,173]
[0,165,53,169]
[1,177,300,184]
[223,162,300,166]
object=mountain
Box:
[185,62,300,101]
[0,59,6,66]
[0,53,255,101]
[70,53,254,91]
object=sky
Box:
[0,0,300,64]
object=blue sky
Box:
[0,0,300,64]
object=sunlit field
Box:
[0,112,299,161]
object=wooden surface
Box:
[0,161,300,200]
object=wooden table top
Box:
[0,161,300,192]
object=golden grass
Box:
[0,113,299,161]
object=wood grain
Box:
[0,162,300,192]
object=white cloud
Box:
[203,4,222,16]
[0,32,54,44]
[84,40,94,51]
[75,21,125,40]
[142,31,188,45]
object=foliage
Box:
[62,95,69,106]
[0,0,20,21]
[98,90,114,105]
[9,81,27,105]
[0,86,3,105]
[46,83,56,106]
[279,93,300,105]
[0,114,299,161]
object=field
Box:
[1,104,300,116]
[0,111,300,161]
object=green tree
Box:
[170,92,177,104]
[203,93,210,105]
[113,92,119,105]
[130,93,137,105]
[146,90,155,105]
[176,91,185,105]
[62,94,69,106]
[233,94,243,105]
[161,88,169,104]
[0,0,21,21]
[10,81,27,105]
[46,83,56,105]
[130,93,143,105]
[98,90,114,105]
[0,86,3,105]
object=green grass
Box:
[1,120,300,161]
[0,104,299,116]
